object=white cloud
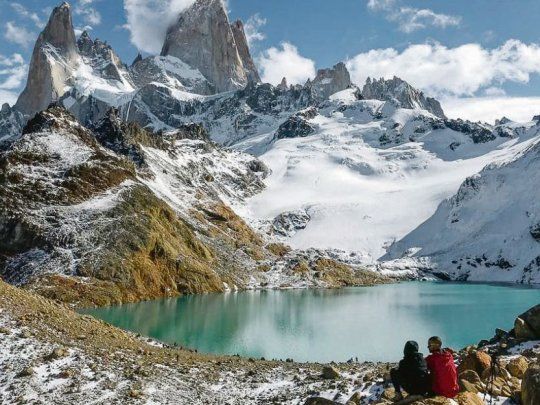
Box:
[442,96,540,124]
[4,22,35,48]
[74,0,102,26]
[367,0,396,11]
[395,7,461,33]
[0,53,27,106]
[346,40,540,98]
[244,14,266,47]
[11,3,44,28]
[123,0,196,54]
[256,42,316,86]
[367,0,460,33]
[483,87,506,97]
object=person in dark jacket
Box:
[390,341,431,400]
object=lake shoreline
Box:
[81,281,540,364]
[2,278,539,404]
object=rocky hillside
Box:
[2,278,540,404]
[0,104,386,306]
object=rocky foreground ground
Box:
[1,279,539,405]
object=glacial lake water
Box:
[82,282,540,363]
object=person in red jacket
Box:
[425,336,459,398]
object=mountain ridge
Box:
[1,0,539,291]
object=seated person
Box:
[390,340,431,400]
[425,336,459,398]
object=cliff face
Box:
[14,2,79,117]
[310,62,352,101]
[161,0,252,93]
[230,20,261,83]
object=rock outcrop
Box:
[230,20,261,83]
[310,62,352,100]
[0,104,24,149]
[362,77,446,119]
[161,0,254,93]
[15,2,79,116]
[130,55,213,95]
[275,107,318,139]
[515,304,540,339]
[522,364,540,405]
[77,31,126,82]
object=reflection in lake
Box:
[82,282,540,362]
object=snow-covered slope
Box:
[6,0,540,288]
[384,123,540,283]
[239,90,540,265]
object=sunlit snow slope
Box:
[242,90,540,262]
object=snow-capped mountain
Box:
[240,89,540,265]
[1,0,539,290]
[384,120,540,283]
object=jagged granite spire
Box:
[76,31,126,82]
[362,76,446,119]
[161,0,249,93]
[131,53,143,67]
[15,2,79,116]
[230,20,261,83]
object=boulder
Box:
[17,367,34,378]
[322,365,340,380]
[458,369,484,393]
[522,364,540,405]
[458,350,492,376]
[459,379,480,394]
[419,397,453,405]
[45,347,69,361]
[459,369,482,385]
[304,397,339,405]
[515,305,540,339]
[515,317,537,339]
[394,395,425,405]
[507,356,529,379]
[347,392,363,404]
[455,392,483,405]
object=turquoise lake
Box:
[82,282,540,363]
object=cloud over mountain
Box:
[123,0,196,54]
[256,42,316,85]
[347,40,540,97]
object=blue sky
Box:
[2,0,540,122]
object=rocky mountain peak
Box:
[161,0,251,93]
[39,2,78,59]
[278,77,289,91]
[230,20,261,83]
[14,2,79,117]
[76,30,93,54]
[131,53,143,67]
[76,31,126,83]
[310,62,352,100]
[362,76,446,119]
